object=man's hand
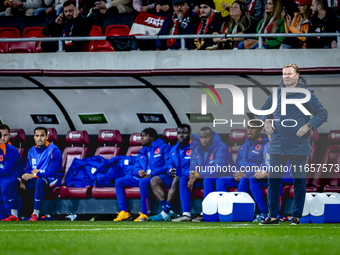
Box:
[17,178,26,190]
[264,119,275,135]
[32,169,39,174]
[254,170,266,179]
[233,171,246,181]
[296,124,309,137]
[143,174,151,179]
[73,6,80,18]
[188,178,195,191]
[138,170,146,178]
[22,173,34,181]
[169,168,177,177]
[55,13,64,24]
[45,6,55,15]
[96,1,107,9]
[156,4,162,12]
[331,40,337,49]
[161,5,169,12]
[221,3,230,11]
[140,5,150,12]
[9,0,23,8]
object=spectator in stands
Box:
[244,0,266,22]
[0,130,24,221]
[132,0,156,14]
[42,0,91,52]
[328,0,338,10]
[214,0,237,17]
[2,127,62,222]
[113,128,171,222]
[280,0,311,49]
[173,127,233,222]
[242,0,285,49]
[4,0,42,16]
[33,0,66,16]
[307,0,340,49]
[89,0,133,14]
[148,124,199,221]
[212,1,256,50]
[215,120,268,203]
[259,63,328,225]
[154,0,200,50]
[190,0,223,50]
[155,0,173,16]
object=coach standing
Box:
[259,63,328,225]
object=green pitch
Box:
[0,221,339,255]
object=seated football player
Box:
[215,120,268,202]
[173,126,233,222]
[148,124,199,221]
[113,128,171,222]
[2,127,62,221]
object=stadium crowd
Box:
[0,0,340,51]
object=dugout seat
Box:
[126,133,143,156]
[162,128,177,145]
[228,129,247,163]
[94,129,122,159]
[47,128,58,143]
[59,131,91,199]
[9,129,26,161]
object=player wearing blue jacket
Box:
[216,121,269,196]
[148,124,199,221]
[173,126,233,222]
[2,127,62,222]
[114,128,171,222]
[0,127,24,220]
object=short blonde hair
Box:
[283,63,300,74]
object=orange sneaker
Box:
[1,215,19,221]
[113,211,132,222]
[29,214,39,221]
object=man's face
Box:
[34,129,48,148]
[64,4,75,20]
[282,66,299,87]
[173,2,188,18]
[310,0,318,15]
[199,130,213,148]
[177,127,190,145]
[141,132,154,146]
[200,4,213,18]
[0,129,10,144]
[247,125,262,142]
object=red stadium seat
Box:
[90,26,102,36]
[59,131,90,199]
[0,27,20,53]
[105,25,130,36]
[89,40,114,52]
[126,133,143,156]
[23,27,43,37]
[47,128,58,143]
[9,129,26,161]
[94,129,122,159]
[228,129,247,163]
[162,128,177,145]
[8,41,37,53]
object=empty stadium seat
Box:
[89,40,115,52]
[59,130,90,199]
[228,129,247,163]
[9,128,26,160]
[162,128,177,145]
[47,128,58,143]
[23,27,43,37]
[90,26,102,36]
[105,25,130,36]
[8,41,37,53]
[126,133,143,156]
[94,129,122,159]
[0,27,20,53]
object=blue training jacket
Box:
[166,134,200,177]
[236,134,269,177]
[132,138,171,179]
[190,132,234,178]
[25,142,63,179]
[0,143,23,178]
[259,78,328,156]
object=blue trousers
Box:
[268,155,306,218]
[115,177,152,215]
[179,176,203,213]
[216,177,249,192]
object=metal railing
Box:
[0,32,339,52]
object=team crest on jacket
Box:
[255,144,261,151]
[186,150,191,156]
[155,148,160,154]
[209,153,213,160]
[0,155,3,162]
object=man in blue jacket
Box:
[2,127,62,222]
[113,128,171,222]
[0,128,24,221]
[173,126,233,222]
[154,0,200,50]
[216,120,269,196]
[259,63,328,225]
[148,124,199,221]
